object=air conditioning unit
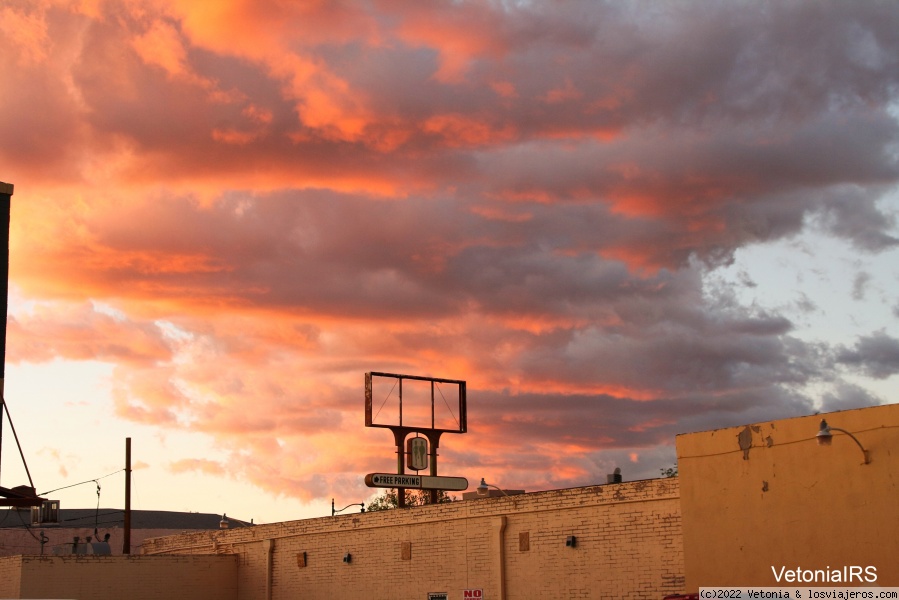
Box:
[31,500,60,526]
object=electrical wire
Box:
[39,469,123,496]
[676,424,899,460]
[13,507,41,543]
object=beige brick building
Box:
[142,477,683,599]
[1,403,895,599]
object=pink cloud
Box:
[2,0,898,505]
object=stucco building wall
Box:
[143,478,685,600]
[676,403,899,590]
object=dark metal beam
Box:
[0,484,45,507]
[0,497,44,508]
[0,181,10,487]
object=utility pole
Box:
[123,437,131,554]
[0,182,45,508]
[0,182,11,485]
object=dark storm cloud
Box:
[819,190,899,251]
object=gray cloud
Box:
[852,271,871,301]
[819,382,882,413]
[837,332,899,379]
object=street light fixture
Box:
[332,499,366,516]
[476,478,508,497]
[816,419,870,464]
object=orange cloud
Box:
[169,458,226,476]
[7,301,171,365]
[131,20,190,80]
[542,79,583,104]
[0,4,50,66]
[391,3,508,83]
[423,113,517,148]
[2,0,897,509]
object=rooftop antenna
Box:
[0,182,45,508]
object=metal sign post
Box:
[365,372,469,505]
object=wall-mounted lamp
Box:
[477,478,508,497]
[565,535,577,548]
[343,552,352,564]
[816,419,870,464]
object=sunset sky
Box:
[1,0,898,524]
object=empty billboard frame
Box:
[365,372,467,434]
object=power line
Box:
[39,469,123,496]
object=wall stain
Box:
[737,426,753,459]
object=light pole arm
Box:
[476,478,508,497]
[332,499,366,516]
[486,483,508,496]
[829,427,870,464]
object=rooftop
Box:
[0,508,240,530]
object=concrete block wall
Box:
[143,478,684,600]
[0,554,237,600]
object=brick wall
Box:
[143,478,684,600]
[0,556,23,598]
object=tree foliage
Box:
[660,464,678,478]
[366,488,455,511]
